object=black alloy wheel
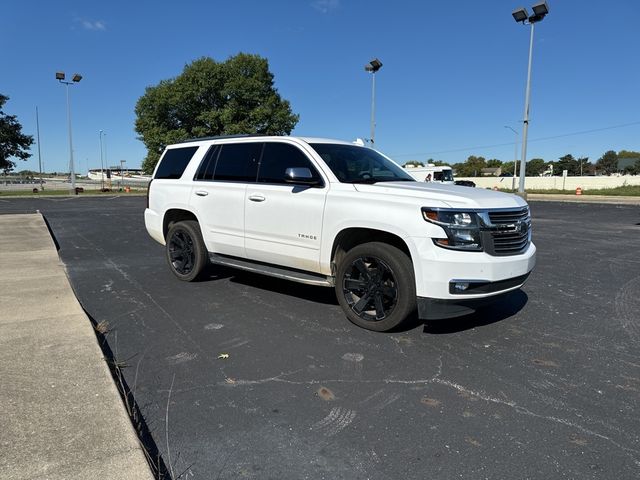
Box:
[343,256,398,322]
[165,220,208,282]
[336,242,416,332]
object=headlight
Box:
[422,208,483,251]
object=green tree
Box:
[556,154,579,176]
[403,160,424,167]
[454,155,486,177]
[617,150,640,159]
[526,158,547,176]
[135,54,299,173]
[554,154,590,176]
[0,94,33,173]
[576,157,591,176]
[502,161,515,176]
[486,159,502,168]
[596,150,618,175]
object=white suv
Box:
[145,135,536,331]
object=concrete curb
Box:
[0,214,154,480]
[527,194,640,205]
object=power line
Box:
[390,120,640,158]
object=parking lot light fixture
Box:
[512,7,529,23]
[511,2,550,194]
[532,1,549,18]
[364,58,383,146]
[56,71,83,193]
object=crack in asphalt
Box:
[155,354,640,469]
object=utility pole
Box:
[36,106,44,191]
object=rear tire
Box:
[335,242,416,332]
[166,220,208,282]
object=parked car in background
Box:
[454,180,476,187]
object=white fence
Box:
[456,175,640,191]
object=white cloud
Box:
[312,0,340,14]
[76,18,107,31]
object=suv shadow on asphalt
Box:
[200,264,528,333]
[421,290,529,334]
[196,264,236,283]
[225,269,340,306]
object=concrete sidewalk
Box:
[0,214,153,480]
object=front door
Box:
[244,142,327,273]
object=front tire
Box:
[166,220,208,282]
[335,242,416,332]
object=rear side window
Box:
[154,146,199,179]
[194,145,221,181]
[258,142,322,185]
[213,143,262,182]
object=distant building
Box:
[617,158,639,172]
[481,167,502,177]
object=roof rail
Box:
[178,134,274,144]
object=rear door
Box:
[244,141,327,273]
[189,142,261,258]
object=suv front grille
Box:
[484,207,531,256]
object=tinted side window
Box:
[258,143,321,184]
[194,145,221,181]
[213,143,262,182]
[154,146,199,179]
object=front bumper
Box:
[417,272,530,319]
[409,237,536,300]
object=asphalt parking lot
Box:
[2,196,639,479]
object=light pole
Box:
[511,1,549,194]
[365,58,383,146]
[504,125,519,190]
[36,106,44,191]
[120,160,126,190]
[56,71,82,193]
[99,130,106,191]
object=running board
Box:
[209,253,334,287]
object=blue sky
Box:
[3,0,639,173]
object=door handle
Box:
[248,194,266,202]
[195,191,209,197]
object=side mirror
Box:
[284,167,321,186]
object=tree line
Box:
[416,151,640,177]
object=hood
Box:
[353,182,528,209]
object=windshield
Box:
[434,170,454,182]
[309,143,415,184]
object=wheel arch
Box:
[163,209,199,240]
[330,227,413,274]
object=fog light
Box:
[454,282,470,292]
